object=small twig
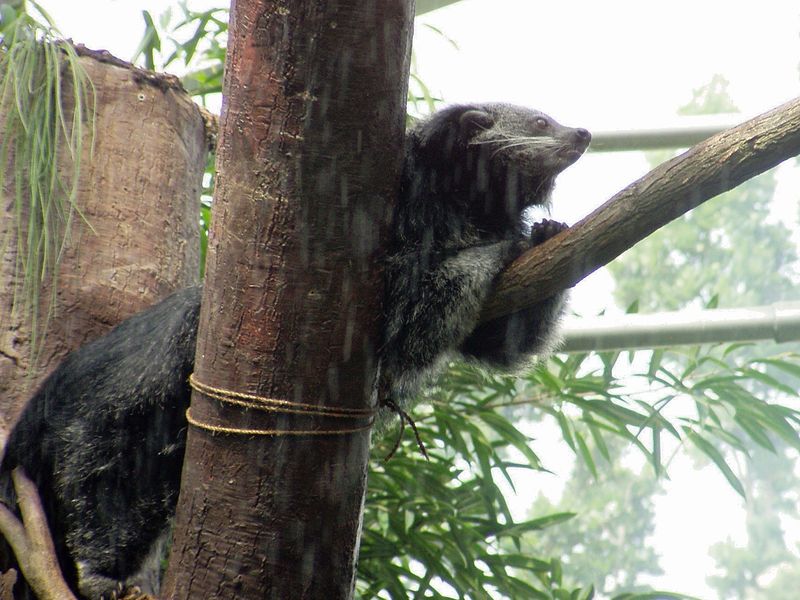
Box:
[0,568,16,600]
[482,393,555,411]
[382,399,429,462]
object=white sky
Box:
[36,1,800,597]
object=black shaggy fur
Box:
[0,103,589,599]
[382,103,590,406]
[1,287,201,598]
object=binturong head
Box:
[461,103,591,205]
[407,103,590,237]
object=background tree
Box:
[610,74,798,311]
[609,75,800,599]
[522,438,663,595]
[707,446,800,599]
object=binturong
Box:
[0,103,589,599]
[380,103,591,421]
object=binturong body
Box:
[382,103,591,413]
[0,103,589,599]
[0,286,202,599]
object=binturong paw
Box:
[114,586,156,600]
[530,218,568,246]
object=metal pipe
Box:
[588,121,738,152]
[416,0,463,15]
[559,303,800,353]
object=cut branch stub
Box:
[480,95,800,322]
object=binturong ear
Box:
[459,109,494,134]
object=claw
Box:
[530,218,568,246]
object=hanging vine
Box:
[0,0,95,359]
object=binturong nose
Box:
[575,128,592,144]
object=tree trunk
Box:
[0,48,206,437]
[160,1,414,598]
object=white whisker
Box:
[471,136,560,154]
[477,137,561,159]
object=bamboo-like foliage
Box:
[359,342,800,598]
[0,0,94,357]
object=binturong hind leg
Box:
[459,219,569,368]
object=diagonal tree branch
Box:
[480,96,800,322]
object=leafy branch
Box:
[359,340,800,597]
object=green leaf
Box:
[652,426,662,476]
[738,366,798,396]
[584,416,611,462]
[647,348,664,377]
[734,414,776,452]
[685,430,745,498]
[554,410,576,450]
[613,593,703,600]
[131,10,161,71]
[574,431,598,477]
[752,356,800,380]
[489,513,576,539]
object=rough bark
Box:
[480,95,800,322]
[0,48,206,436]
[160,1,414,599]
